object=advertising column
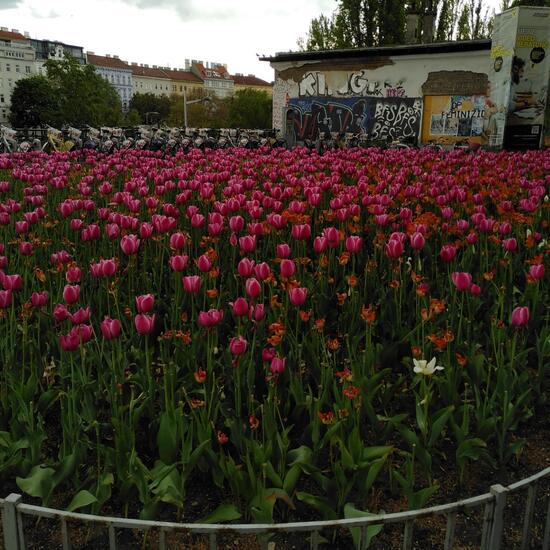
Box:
[487,7,550,149]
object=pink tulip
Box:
[345,236,362,254]
[101,259,117,277]
[66,266,82,283]
[2,274,22,291]
[229,335,248,356]
[63,285,80,305]
[410,232,425,250]
[134,313,156,334]
[231,297,249,317]
[288,287,308,306]
[196,254,212,273]
[19,241,33,256]
[239,235,256,253]
[291,224,311,241]
[229,215,244,232]
[470,284,481,296]
[135,294,154,313]
[70,307,91,325]
[120,234,140,255]
[254,262,271,281]
[245,278,262,299]
[270,356,286,374]
[30,291,48,308]
[385,239,404,259]
[59,331,80,351]
[511,306,529,327]
[280,259,296,279]
[323,227,339,248]
[276,243,291,258]
[53,303,70,322]
[182,275,201,293]
[313,236,328,254]
[451,272,472,291]
[439,245,457,263]
[249,303,265,322]
[529,264,545,280]
[502,238,517,252]
[197,309,224,328]
[0,289,12,308]
[262,348,276,362]
[169,254,189,272]
[237,258,255,278]
[169,232,186,250]
[100,317,121,340]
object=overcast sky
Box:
[0,0,336,81]
[1,0,502,82]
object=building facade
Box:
[31,38,86,76]
[0,28,36,124]
[164,68,203,97]
[232,73,273,96]
[87,53,133,112]
[190,61,234,98]
[131,64,172,97]
[262,40,493,146]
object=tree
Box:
[228,89,272,129]
[9,76,58,127]
[129,93,171,124]
[44,55,123,127]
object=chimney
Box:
[24,31,29,38]
[106,53,111,57]
[185,59,190,69]
[421,10,436,43]
[405,3,420,44]
[113,55,119,59]
[87,51,95,54]
[0,27,8,32]
[11,29,19,33]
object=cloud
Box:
[118,0,334,21]
[0,0,23,9]
[29,7,60,18]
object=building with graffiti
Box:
[261,40,492,146]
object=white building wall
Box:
[0,38,36,124]
[94,66,133,112]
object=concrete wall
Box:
[270,50,490,142]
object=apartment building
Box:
[131,64,172,97]
[87,53,133,112]
[164,68,203,97]
[0,28,36,124]
[31,38,85,76]
[189,60,234,98]
[232,73,273,96]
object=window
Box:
[0,95,4,103]
[172,84,176,92]
[25,65,30,74]
[15,65,20,73]
[6,64,10,72]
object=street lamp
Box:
[183,88,212,128]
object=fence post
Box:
[488,484,507,550]
[2,493,22,550]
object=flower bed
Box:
[0,147,548,534]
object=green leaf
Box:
[344,503,384,549]
[16,465,55,501]
[296,492,337,520]
[197,504,242,524]
[428,406,454,448]
[157,411,178,464]
[283,464,302,495]
[66,490,98,512]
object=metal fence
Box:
[2,466,549,550]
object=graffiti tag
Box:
[369,99,422,141]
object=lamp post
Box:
[183,87,212,128]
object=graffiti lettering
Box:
[443,108,485,119]
[369,99,422,141]
[337,70,382,97]
[385,81,406,97]
[298,72,329,97]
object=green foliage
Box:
[129,92,171,124]
[44,55,123,127]
[8,76,58,127]
[228,89,272,129]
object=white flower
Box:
[413,357,444,376]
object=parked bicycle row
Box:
[0,124,475,154]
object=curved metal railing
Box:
[2,466,550,549]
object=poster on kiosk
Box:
[487,6,550,149]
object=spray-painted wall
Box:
[270,50,490,142]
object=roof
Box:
[260,39,492,62]
[194,63,231,80]
[163,68,202,82]
[87,53,131,70]
[131,65,170,79]
[0,30,27,41]
[232,74,272,87]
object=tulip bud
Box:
[385,239,404,259]
[276,243,291,259]
[134,313,156,335]
[511,306,529,327]
[270,356,286,374]
[169,232,186,250]
[169,254,189,272]
[410,232,425,251]
[345,236,362,254]
[254,262,271,281]
[135,294,154,313]
[30,291,48,308]
[0,289,12,308]
[229,335,248,356]
[237,258,255,278]
[451,272,472,291]
[182,275,201,293]
[529,264,544,280]
[101,317,121,340]
[439,244,457,263]
[288,287,308,306]
[231,297,249,317]
[280,259,296,279]
[245,278,261,299]
[196,254,212,273]
[63,284,80,305]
